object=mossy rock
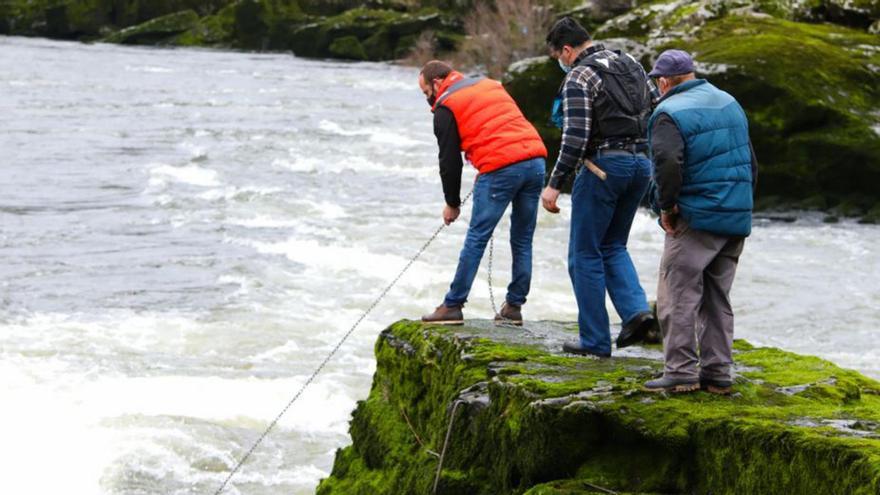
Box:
[317,319,880,494]
[525,478,666,494]
[174,2,237,46]
[0,0,237,38]
[173,0,308,50]
[288,6,450,60]
[103,9,200,44]
[503,56,564,184]
[0,0,112,37]
[560,0,649,34]
[43,0,114,38]
[859,203,880,223]
[329,35,368,59]
[813,0,880,28]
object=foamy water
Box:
[0,37,878,494]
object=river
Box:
[1,36,877,494]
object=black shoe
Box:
[700,377,733,395]
[562,340,611,358]
[616,311,655,349]
[644,376,700,393]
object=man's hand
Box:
[660,205,681,236]
[443,205,460,225]
[541,186,561,214]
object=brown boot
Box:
[421,304,464,325]
[494,302,523,326]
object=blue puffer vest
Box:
[649,79,754,237]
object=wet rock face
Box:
[317,319,880,494]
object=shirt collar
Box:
[573,43,606,66]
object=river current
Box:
[1,37,878,494]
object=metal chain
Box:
[212,189,475,495]
[487,236,507,322]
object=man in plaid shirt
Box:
[541,17,659,357]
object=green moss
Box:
[525,478,667,494]
[103,9,200,44]
[175,3,236,46]
[0,0,239,38]
[288,6,450,60]
[318,319,880,494]
[329,35,368,59]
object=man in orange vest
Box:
[418,60,548,325]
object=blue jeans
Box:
[569,153,651,354]
[444,157,545,307]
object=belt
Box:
[589,148,648,160]
[589,141,648,155]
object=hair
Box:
[545,16,591,52]
[420,60,453,83]
[664,72,696,87]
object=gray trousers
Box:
[657,223,744,380]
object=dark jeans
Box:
[569,153,651,355]
[444,157,545,307]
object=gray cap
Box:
[648,49,695,77]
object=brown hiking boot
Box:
[700,377,733,395]
[421,304,464,325]
[644,376,700,393]
[494,302,523,326]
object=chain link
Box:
[487,236,507,322]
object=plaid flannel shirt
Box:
[548,45,660,190]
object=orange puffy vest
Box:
[432,71,547,174]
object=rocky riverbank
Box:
[2,0,878,218]
[0,0,464,58]
[316,319,880,494]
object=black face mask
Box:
[426,91,436,107]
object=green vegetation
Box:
[103,10,200,44]
[317,319,880,494]
[287,6,455,60]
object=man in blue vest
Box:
[643,50,758,394]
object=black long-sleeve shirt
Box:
[433,106,464,208]
[650,113,759,211]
